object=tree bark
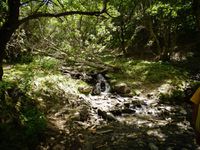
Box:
[0,0,20,81]
[0,0,20,101]
[192,0,200,31]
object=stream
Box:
[40,74,199,150]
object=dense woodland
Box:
[1,0,200,150]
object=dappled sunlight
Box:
[1,0,199,149]
[107,58,189,97]
[31,75,79,95]
[154,82,172,94]
[147,129,167,141]
[2,56,197,149]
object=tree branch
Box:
[20,0,43,6]
[18,0,108,25]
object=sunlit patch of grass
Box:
[32,56,61,70]
[4,56,61,82]
[3,56,89,111]
[107,58,189,93]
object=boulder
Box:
[78,86,92,95]
[113,83,131,95]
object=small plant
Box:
[20,106,46,137]
[159,88,185,103]
[33,56,60,71]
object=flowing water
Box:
[77,74,197,149]
[41,74,198,150]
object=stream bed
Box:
[40,90,199,150]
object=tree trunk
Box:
[147,17,161,57]
[0,0,20,81]
[0,22,19,101]
[0,27,17,80]
[192,0,200,30]
[0,0,20,101]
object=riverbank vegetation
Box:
[1,0,200,149]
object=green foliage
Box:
[159,88,185,102]
[0,80,15,92]
[144,0,195,59]
[146,0,194,30]
[32,56,60,70]
[20,106,46,137]
[3,56,88,111]
[0,93,46,149]
[0,0,7,25]
[113,58,187,83]
[3,56,60,94]
[107,58,188,93]
[0,82,46,146]
[6,29,33,63]
[147,2,177,18]
[107,0,139,52]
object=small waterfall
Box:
[93,74,110,95]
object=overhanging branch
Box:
[19,0,108,25]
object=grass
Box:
[1,56,91,149]
[0,54,195,150]
[3,56,88,111]
[3,55,190,97]
[106,58,189,94]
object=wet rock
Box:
[131,100,146,108]
[124,103,130,108]
[113,83,131,95]
[107,112,118,121]
[78,86,92,95]
[50,137,55,141]
[121,108,136,114]
[79,105,90,121]
[97,109,117,121]
[147,93,154,98]
[110,109,122,116]
[92,83,101,95]
[134,90,141,96]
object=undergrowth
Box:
[1,56,87,150]
[0,55,195,149]
[106,58,189,94]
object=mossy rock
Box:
[113,83,131,95]
[78,86,93,95]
